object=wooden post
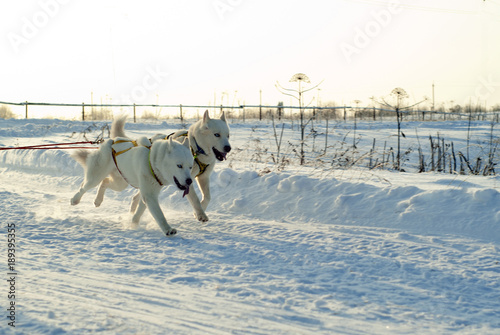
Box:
[133,103,136,123]
[82,103,85,121]
[259,89,262,121]
[179,104,183,123]
[324,108,329,154]
[25,101,28,119]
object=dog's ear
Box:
[220,111,227,123]
[181,136,190,149]
[203,110,211,124]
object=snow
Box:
[1,117,499,334]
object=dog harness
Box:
[166,132,209,178]
[111,139,163,187]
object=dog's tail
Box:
[110,114,128,139]
[71,150,90,167]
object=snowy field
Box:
[1,116,499,334]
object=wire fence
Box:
[1,100,499,123]
[1,99,499,175]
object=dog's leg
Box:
[71,174,107,206]
[130,191,142,213]
[94,178,110,207]
[71,184,87,206]
[141,190,177,236]
[71,167,111,206]
[71,142,114,206]
[131,197,146,228]
[196,173,212,211]
[185,184,209,222]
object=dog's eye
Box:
[214,133,220,137]
[177,164,183,169]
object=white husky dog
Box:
[112,110,231,223]
[70,133,194,236]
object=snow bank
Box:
[179,168,500,243]
[1,120,499,243]
[0,149,79,176]
[0,119,98,137]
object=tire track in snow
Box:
[1,165,500,333]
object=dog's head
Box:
[196,110,231,162]
[155,137,194,197]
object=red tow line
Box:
[0,140,103,151]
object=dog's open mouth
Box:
[213,147,227,161]
[174,176,190,197]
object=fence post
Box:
[259,90,262,121]
[179,104,183,123]
[133,103,136,123]
[82,103,85,121]
[25,101,28,119]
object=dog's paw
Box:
[131,216,141,225]
[194,212,209,222]
[165,228,177,236]
[94,197,103,207]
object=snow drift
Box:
[1,118,499,334]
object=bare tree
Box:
[373,88,427,171]
[276,73,323,165]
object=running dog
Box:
[70,134,194,236]
[112,110,231,223]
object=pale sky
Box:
[1,0,500,116]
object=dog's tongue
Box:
[182,188,189,198]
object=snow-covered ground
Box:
[1,117,499,334]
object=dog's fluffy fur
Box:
[70,129,194,236]
[112,110,231,223]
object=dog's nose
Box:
[186,178,193,186]
[224,145,231,153]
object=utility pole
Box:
[315,88,321,120]
[91,91,94,116]
[432,81,435,111]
